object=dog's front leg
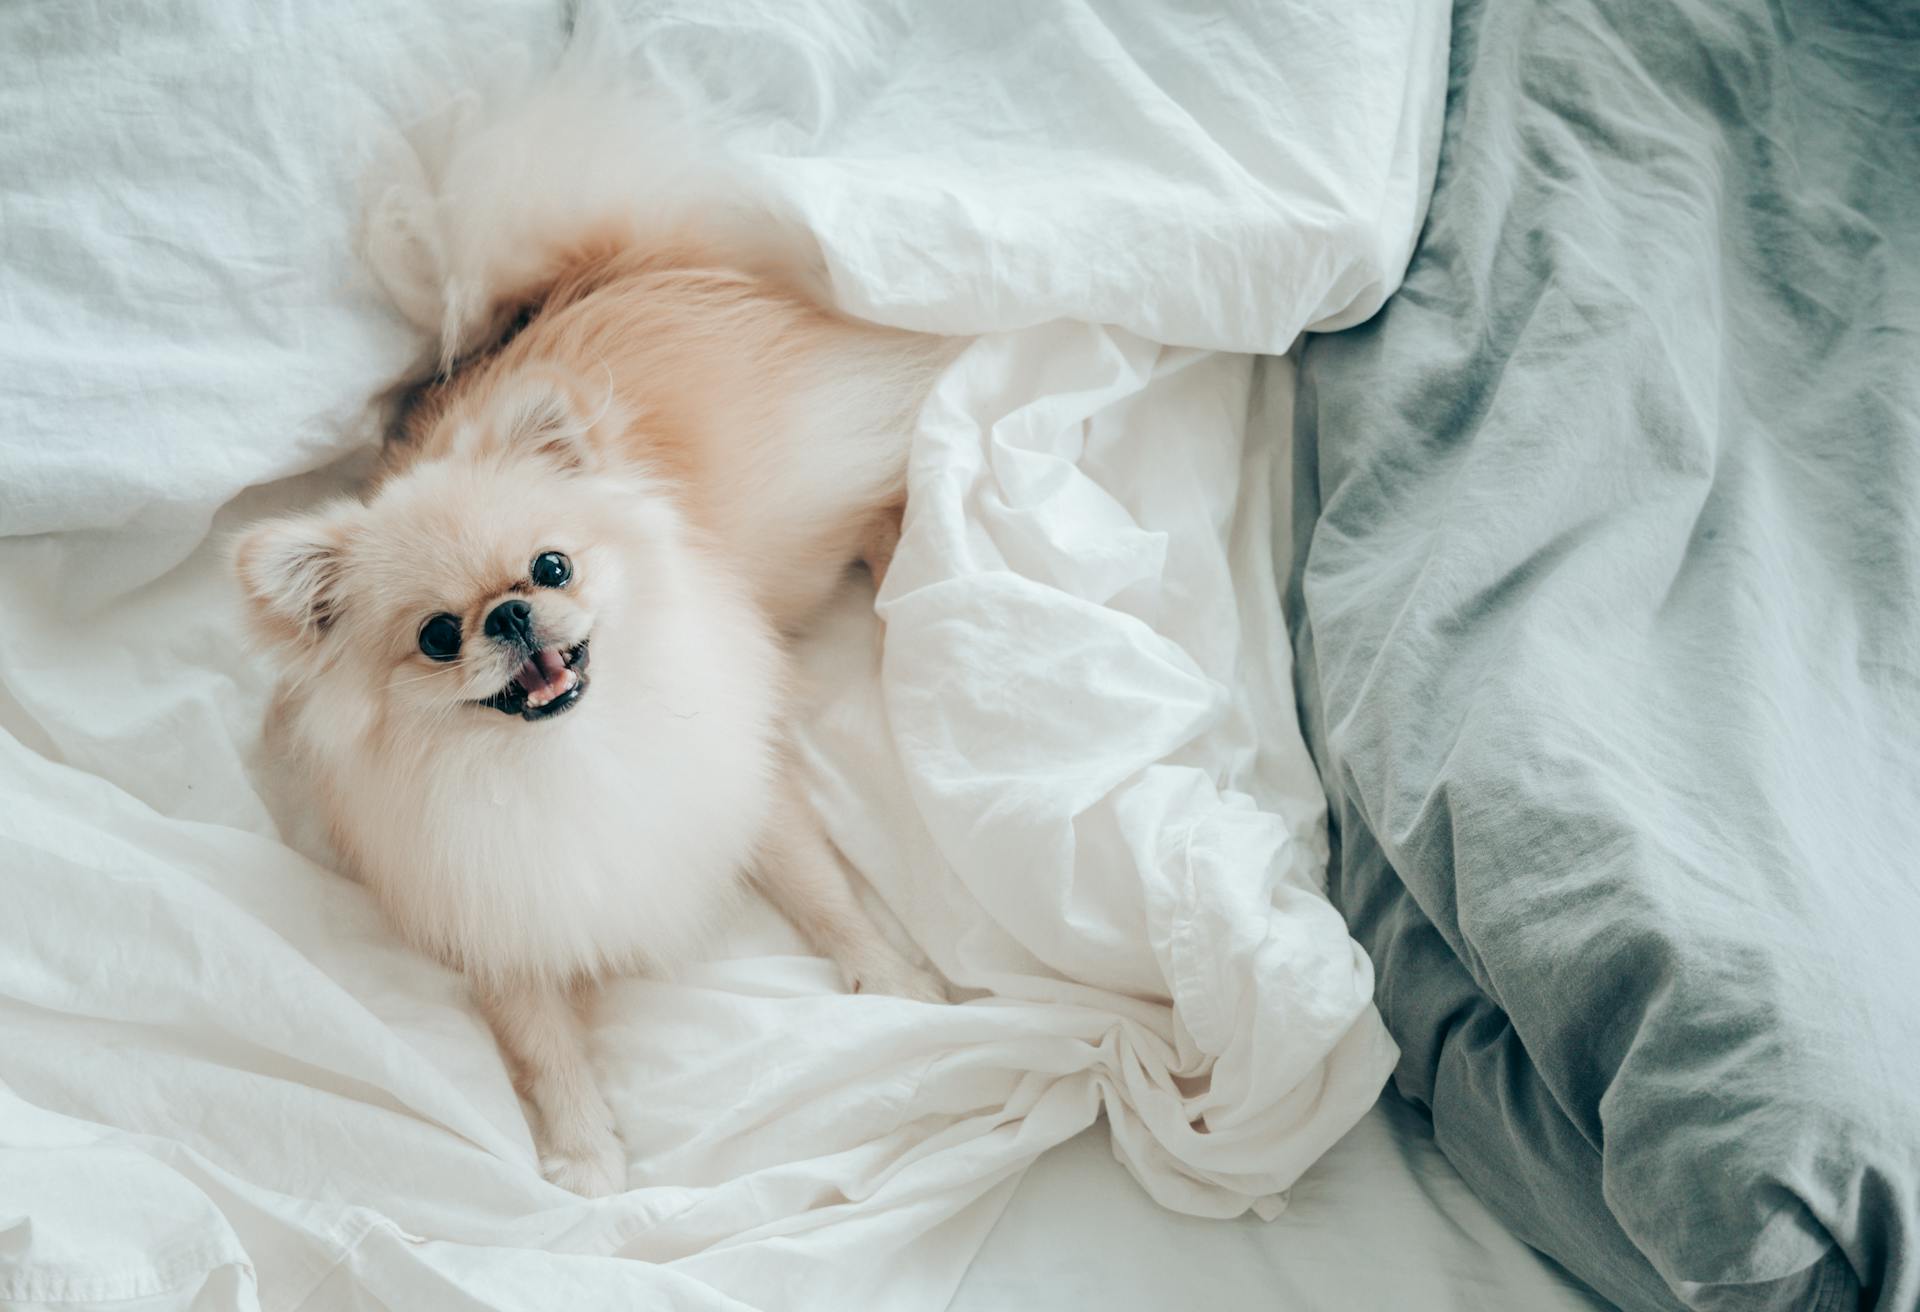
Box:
[477,975,626,1197]
[754,777,947,1004]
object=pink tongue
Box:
[515,647,570,697]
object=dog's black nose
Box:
[485,598,535,646]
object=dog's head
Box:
[234,369,670,738]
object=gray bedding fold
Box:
[1286,1,1920,1308]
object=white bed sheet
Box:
[0,3,1455,1310]
[951,1094,1612,1312]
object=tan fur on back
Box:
[389,241,953,632]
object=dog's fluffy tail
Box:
[363,7,822,374]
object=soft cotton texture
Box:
[0,2,1446,1308]
[1289,0,1920,1308]
[952,1093,1611,1312]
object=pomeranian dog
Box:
[232,47,951,1196]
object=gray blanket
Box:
[1287,1,1920,1309]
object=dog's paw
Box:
[844,953,948,1004]
[541,1133,627,1198]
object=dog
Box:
[233,54,952,1197]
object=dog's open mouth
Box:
[477,640,591,722]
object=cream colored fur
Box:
[234,56,950,1196]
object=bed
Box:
[6,0,1910,1309]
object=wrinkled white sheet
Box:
[955,1094,1610,1312]
[0,3,1447,1309]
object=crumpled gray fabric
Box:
[1287,0,1920,1308]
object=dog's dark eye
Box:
[531,551,571,588]
[418,613,462,661]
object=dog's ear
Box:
[491,371,603,475]
[232,502,359,649]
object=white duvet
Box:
[0,4,1447,1309]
